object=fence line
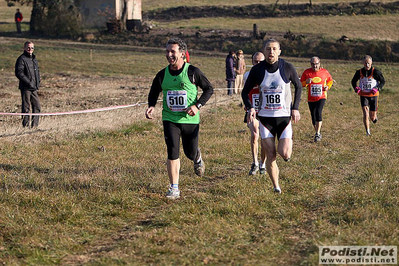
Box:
[0,88,238,117]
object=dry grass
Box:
[0,37,398,264]
[142,0,399,11]
[0,3,398,265]
[155,14,399,42]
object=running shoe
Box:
[249,163,259,175]
[259,166,266,175]
[194,149,205,176]
[194,160,205,176]
[373,118,378,124]
[166,187,180,199]
[314,132,322,142]
[274,187,282,194]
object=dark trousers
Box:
[21,89,41,127]
[16,22,21,34]
[227,80,234,95]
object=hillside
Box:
[109,1,399,61]
[144,1,399,20]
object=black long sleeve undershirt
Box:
[148,63,214,107]
[241,59,302,111]
[351,67,385,91]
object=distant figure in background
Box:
[351,55,385,136]
[234,50,246,94]
[15,9,23,35]
[243,52,266,175]
[300,56,333,142]
[15,41,41,128]
[225,50,236,96]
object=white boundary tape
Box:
[0,103,143,116]
[0,88,238,117]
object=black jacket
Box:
[15,51,40,91]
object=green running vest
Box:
[162,63,200,124]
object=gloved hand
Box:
[371,88,378,95]
[354,87,361,94]
[323,86,329,91]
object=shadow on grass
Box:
[137,217,170,228]
[0,128,48,137]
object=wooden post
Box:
[253,24,258,39]
[214,90,217,115]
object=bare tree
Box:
[272,0,279,13]
[5,0,82,37]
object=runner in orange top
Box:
[300,56,333,142]
[351,55,385,136]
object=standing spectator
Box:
[300,56,333,142]
[225,51,236,96]
[145,37,214,199]
[15,41,41,128]
[351,55,385,136]
[234,50,246,94]
[243,52,267,175]
[15,9,23,35]
[242,39,302,194]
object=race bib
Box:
[251,93,260,112]
[263,91,284,110]
[310,84,323,97]
[167,90,188,112]
[361,79,373,92]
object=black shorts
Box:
[163,121,199,161]
[360,96,378,111]
[258,116,292,139]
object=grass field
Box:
[142,0,399,11]
[0,1,398,265]
[0,37,398,265]
[155,14,399,42]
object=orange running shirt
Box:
[300,68,333,102]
